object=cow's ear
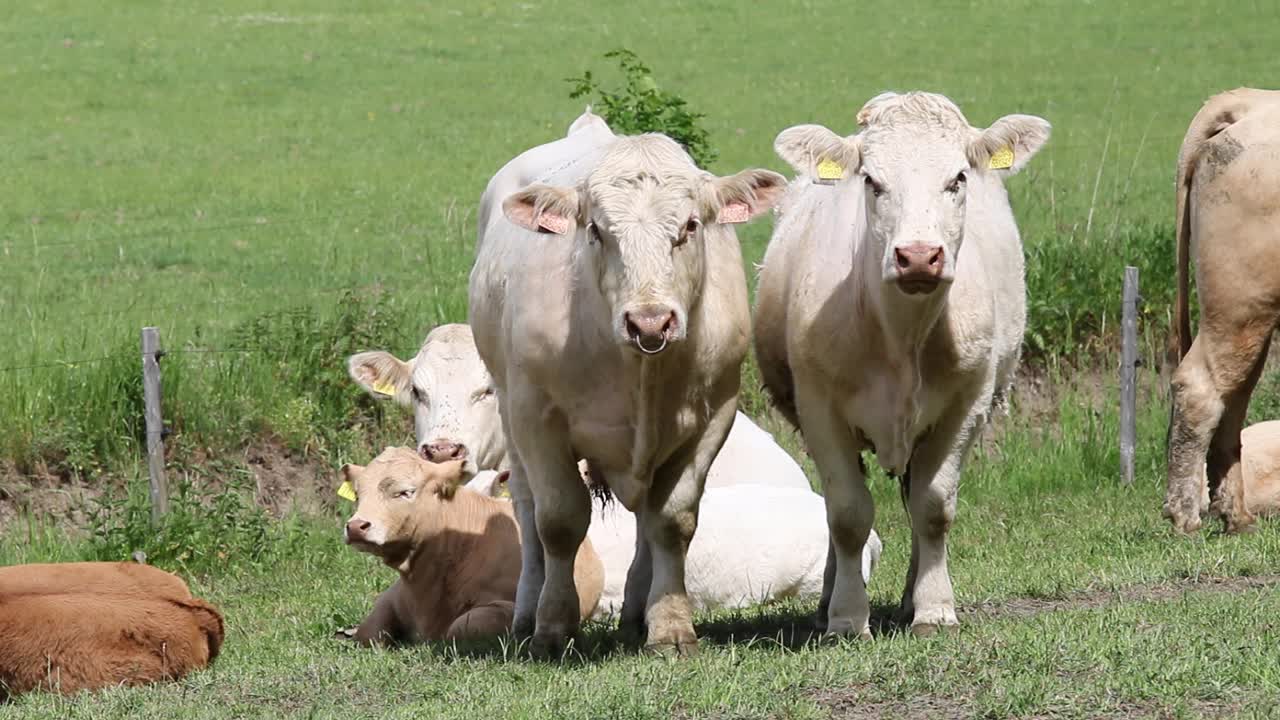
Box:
[707,169,788,225]
[503,184,581,235]
[341,463,365,483]
[774,124,862,182]
[432,459,468,500]
[347,351,413,405]
[968,114,1051,175]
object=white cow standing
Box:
[470,111,785,655]
[754,92,1049,637]
[467,470,883,621]
[347,322,811,492]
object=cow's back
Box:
[705,412,810,491]
[0,561,192,602]
[474,115,616,253]
[0,592,223,697]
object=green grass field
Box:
[5,1,1280,717]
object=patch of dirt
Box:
[963,574,1280,622]
[240,441,334,517]
[810,687,1242,720]
[0,459,107,532]
[0,440,336,533]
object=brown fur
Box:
[342,448,604,645]
[1166,88,1280,535]
[0,563,223,699]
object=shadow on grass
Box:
[330,598,912,664]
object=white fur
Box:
[755,91,1049,637]
[470,113,784,650]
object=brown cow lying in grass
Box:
[0,562,223,699]
[338,448,604,645]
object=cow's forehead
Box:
[361,449,424,485]
[862,125,970,176]
[412,342,489,391]
[585,134,702,224]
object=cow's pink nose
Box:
[345,519,372,542]
[893,244,944,293]
[420,441,467,463]
[624,308,678,354]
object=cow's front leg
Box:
[640,400,735,656]
[501,404,543,641]
[797,391,873,639]
[507,398,589,657]
[902,406,981,636]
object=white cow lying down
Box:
[468,470,883,620]
[347,322,811,492]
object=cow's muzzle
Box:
[893,243,945,295]
[624,307,678,355]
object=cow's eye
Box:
[472,387,495,403]
[674,218,698,248]
[587,222,602,243]
[945,171,967,194]
[396,488,416,500]
[864,175,886,197]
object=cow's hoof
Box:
[643,639,700,658]
[645,622,698,657]
[1163,506,1203,535]
[910,622,957,638]
[512,615,536,643]
[530,631,579,660]
[333,627,357,641]
[619,618,647,648]
[1223,517,1259,535]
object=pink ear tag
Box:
[716,202,751,224]
[536,212,571,234]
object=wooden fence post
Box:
[1119,267,1140,485]
[141,327,170,520]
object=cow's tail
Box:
[1173,142,1195,363]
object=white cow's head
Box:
[775,91,1049,297]
[347,324,504,478]
[502,135,785,356]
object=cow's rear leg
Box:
[1206,331,1270,533]
[502,407,543,641]
[619,518,653,645]
[797,393,873,639]
[446,601,515,642]
[903,409,980,636]
[1167,323,1270,534]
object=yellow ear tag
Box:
[988,146,1014,170]
[816,158,845,184]
[371,381,397,397]
[337,481,357,502]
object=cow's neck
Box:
[855,243,950,474]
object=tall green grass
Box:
[2,0,1278,475]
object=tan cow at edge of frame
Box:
[469,110,785,656]
[1166,88,1280,535]
[754,91,1049,638]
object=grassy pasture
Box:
[6,1,1280,717]
[2,0,1280,470]
[7,380,1280,718]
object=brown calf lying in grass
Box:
[339,448,604,645]
[0,562,224,699]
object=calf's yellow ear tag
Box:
[815,158,845,185]
[988,146,1014,170]
[337,481,357,502]
[371,381,397,397]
